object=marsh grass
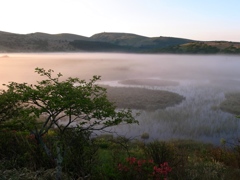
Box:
[220,92,240,115]
[101,79,240,145]
[105,86,184,110]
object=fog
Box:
[1,53,240,87]
[1,53,240,145]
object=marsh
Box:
[1,53,240,145]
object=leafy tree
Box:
[0,67,137,179]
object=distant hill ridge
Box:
[27,32,89,41]
[0,31,240,53]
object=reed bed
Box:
[101,78,240,145]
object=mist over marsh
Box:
[1,53,240,145]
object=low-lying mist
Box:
[1,53,240,145]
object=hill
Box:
[0,31,89,52]
[154,41,240,54]
[90,32,193,51]
[0,31,240,54]
[28,32,89,41]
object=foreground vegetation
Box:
[0,68,137,179]
[1,130,240,179]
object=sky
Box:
[1,0,240,41]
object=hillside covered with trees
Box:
[1,31,240,54]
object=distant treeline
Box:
[153,42,240,54]
[69,40,135,52]
[1,31,240,54]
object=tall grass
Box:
[101,78,240,145]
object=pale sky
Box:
[1,0,240,41]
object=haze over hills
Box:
[0,30,240,54]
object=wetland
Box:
[1,53,240,145]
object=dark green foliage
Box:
[0,67,137,136]
[61,129,99,179]
[0,130,53,170]
[143,141,174,165]
[91,32,193,49]
[156,42,220,54]
[2,134,240,179]
[184,43,219,53]
[0,90,22,122]
[69,40,135,52]
[138,36,193,51]
[34,40,49,51]
[0,128,99,178]
[222,45,240,53]
[0,67,137,179]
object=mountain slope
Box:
[154,41,240,54]
[90,32,149,47]
[27,32,89,41]
[0,31,89,52]
[90,32,193,50]
[0,31,240,53]
[69,40,134,52]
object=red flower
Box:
[137,159,146,167]
[127,157,136,164]
[148,159,154,164]
[153,162,172,176]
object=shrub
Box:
[0,130,52,170]
[185,157,226,180]
[143,141,174,165]
[118,157,172,180]
[61,129,99,179]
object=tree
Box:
[0,67,137,179]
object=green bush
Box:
[0,130,53,170]
[185,157,226,180]
[143,141,174,165]
[61,129,99,179]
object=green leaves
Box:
[0,67,138,134]
[0,67,138,180]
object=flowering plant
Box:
[118,157,172,180]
